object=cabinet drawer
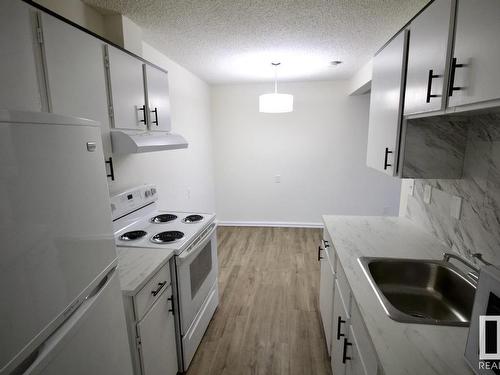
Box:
[134,263,171,320]
[336,262,351,315]
[349,301,378,375]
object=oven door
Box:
[176,223,218,335]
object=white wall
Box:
[211,81,401,226]
[110,42,215,213]
[33,0,215,213]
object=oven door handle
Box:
[178,223,217,261]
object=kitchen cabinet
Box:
[143,65,172,132]
[331,278,350,375]
[366,30,409,176]
[325,259,378,375]
[137,285,178,375]
[122,263,178,375]
[448,0,500,107]
[105,45,148,131]
[404,0,454,115]
[0,0,45,112]
[319,238,335,355]
[39,12,112,155]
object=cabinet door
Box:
[40,13,112,155]
[137,286,178,375]
[366,30,409,176]
[448,0,500,107]
[331,279,350,375]
[345,303,378,375]
[319,249,335,355]
[0,0,45,111]
[106,46,147,131]
[404,0,454,115]
[144,65,172,132]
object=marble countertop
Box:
[116,247,175,296]
[322,215,474,375]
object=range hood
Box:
[111,129,188,154]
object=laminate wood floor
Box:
[187,226,332,375]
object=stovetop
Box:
[114,209,216,253]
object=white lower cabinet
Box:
[137,286,178,375]
[326,261,378,375]
[122,263,178,375]
[319,239,335,354]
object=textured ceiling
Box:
[84,0,429,84]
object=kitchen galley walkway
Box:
[187,226,332,375]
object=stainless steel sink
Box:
[358,257,477,326]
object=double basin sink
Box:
[358,257,477,326]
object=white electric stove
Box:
[111,185,219,373]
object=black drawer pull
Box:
[337,316,346,340]
[342,338,352,363]
[383,147,393,170]
[138,105,147,123]
[322,239,330,248]
[167,295,174,314]
[318,245,324,261]
[151,107,159,125]
[448,57,465,97]
[426,69,441,103]
[151,281,167,296]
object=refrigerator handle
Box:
[10,267,117,375]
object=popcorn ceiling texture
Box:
[83,0,428,83]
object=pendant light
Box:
[259,62,293,113]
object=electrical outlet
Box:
[451,195,462,219]
[274,174,281,183]
[423,185,432,204]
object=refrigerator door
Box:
[0,112,118,371]
[16,268,132,375]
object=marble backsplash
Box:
[405,112,500,265]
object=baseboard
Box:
[217,220,324,228]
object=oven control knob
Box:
[145,190,151,198]
[151,188,156,195]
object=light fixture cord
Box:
[272,62,280,94]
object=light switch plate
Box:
[451,195,462,219]
[424,185,432,204]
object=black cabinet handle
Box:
[448,57,464,97]
[151,107,159,126]
[337,316,346,340]
[342,338,352,363]
[318,246,324,261]
[383,147,393,170]
[138,105,147,123]
[105,157,115,181]
[151,281,167,296]
[426,69,441,103]
[322,239,330,248]
[167,295,174,314]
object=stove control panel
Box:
[110,184,157,220]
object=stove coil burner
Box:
[151,231,185,243]
[120,230,147,241]
[183,214,204,223]
[151,214,178,223]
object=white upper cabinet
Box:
[143,65,172,132]
[105,46,148,131]
[366,30,409,176]
[404,0,454,115]
[448,0,500,107]
[40,13,112,155]
[0,0,45,112]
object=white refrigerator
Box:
[0,111,133,375]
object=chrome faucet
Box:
[442,252,480,282]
